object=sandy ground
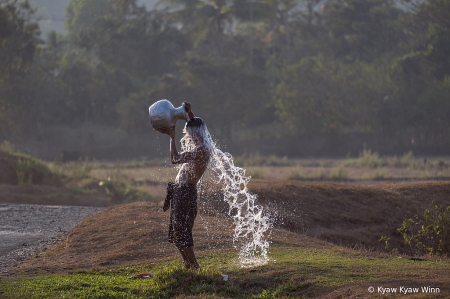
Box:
[0,203,104,278]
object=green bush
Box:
[397,203,450,257]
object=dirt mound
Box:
[246,179,450,253]
[17,201,331,275]
[14,179,450,275]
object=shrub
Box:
[397,203,450,257]
[358,148,382,168]
[400,151,415,168]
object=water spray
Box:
[181,123,272,266]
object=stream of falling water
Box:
[180,123,272,267]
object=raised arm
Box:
[184,101,195,120]
[169,128,197,164]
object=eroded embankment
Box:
[12,180,450,275]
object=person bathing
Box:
[160,102,212,270]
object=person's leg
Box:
[173,185,199,270]
[181,246,199,270]
[178,248,191,269]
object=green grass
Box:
[2,246,449,298]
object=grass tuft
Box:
[330,168,348,181]
[358,148,382,168]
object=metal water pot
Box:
[149,99,189,133]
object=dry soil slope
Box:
[16,179,450,275]
[248,179,450,252]
[17,201,331,275]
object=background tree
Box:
[322,0,404,62]
[2,0,450,157]
[0,0,40,138]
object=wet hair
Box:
[186,117,205,128]
[181,116,214,157]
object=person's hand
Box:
[183,101,191,113]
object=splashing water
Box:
[180,122,272,267]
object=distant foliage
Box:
[358,148,382,169]
[0,0,41,138]
[99,177,156,204]
[330,167,348,181]
[67,158,94,179]
[0,142,61,186]
[344,148,418,169]
[2,0,450,154]
[234,153,289,167]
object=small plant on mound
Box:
[397,203,450,257]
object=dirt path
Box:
[0,203,104,278]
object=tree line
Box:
[1,0,449,156]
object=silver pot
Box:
[149,99,189,133]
